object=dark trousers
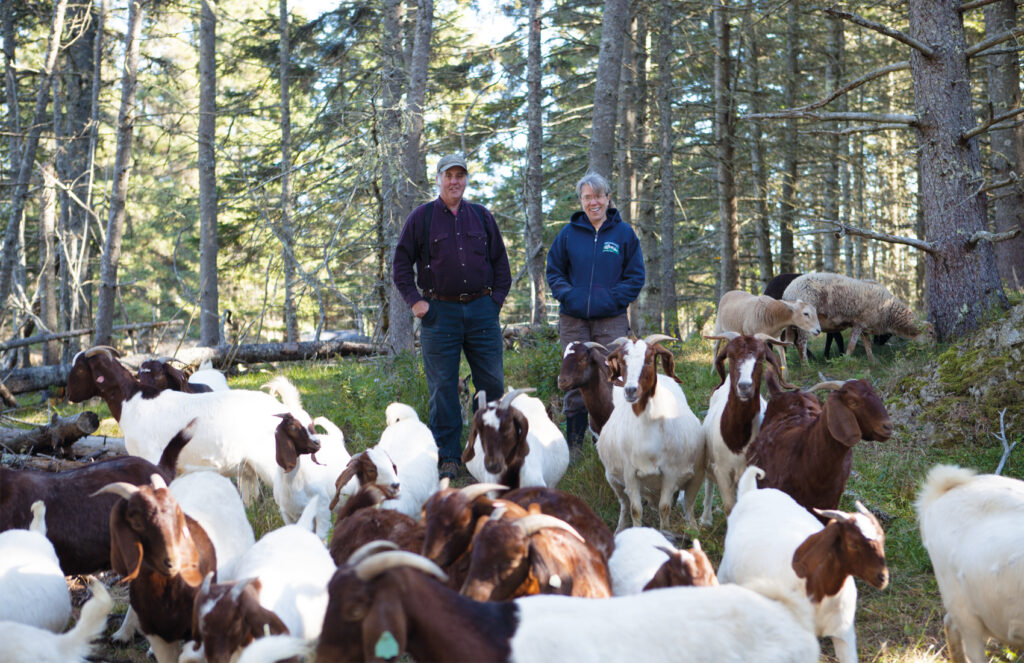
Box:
[420,297,504,463]
[557,312,630,417]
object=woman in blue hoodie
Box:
[546,172,645,448]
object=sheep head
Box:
[463,389,532,484]
[793,501,888,602]
[191,575,289,663]
[784,299,822,336]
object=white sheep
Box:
[710,289,820,373]
[0,501,71,633]
[376,402,440,517]
[782,272,933,362]
[596,336,705,531]
[0,578,112,663]
[718,466,890,663]
[464,387,570,490]
[916,464,1024,663]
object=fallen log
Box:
[69,435,127,458]
[0,338,385,395]
[0,453,90,472]
[0,411,100,455]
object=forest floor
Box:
[44,295,1024,662]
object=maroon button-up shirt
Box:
[393,198,511,308]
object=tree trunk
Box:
[633,5,659,334]
[615,5,636,225]
[39,164,60,365]
[588,0,631,178]
[822,15,843,273]
[525,0,547,326]
[199,0,220,346]
[715,0,739,294]
[3,1,21,184]
[400,0,433,211]
[778,0,799,274]
[656,0,678,337]
[746,19,773,287]
[0,0,67,311]
[381,0,413,352]
[984,0,1024,287]
[94,0,146,346]
[908,0,1007,339]
[279,0,298,343]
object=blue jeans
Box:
[420,296,504,463]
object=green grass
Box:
[43,303,1024,662]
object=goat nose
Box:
[624,386,637,401]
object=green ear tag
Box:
[375,630,400,659]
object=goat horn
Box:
[654,544,679,558]
[609,336,632,348]
[808,379,847,392]
[513,514,585,542]
[84,345,121,359]
[354,551,449,584]
[458,483,507,502]
[642,334,677,346]
[150,474,167,490]
[854,500,878,522]
[91,481,140,500]
[692,539,703,553]
[476,391,488,411]
[702,332,741,342]
[346,540,400,567]
[813,507,851,523]
[753,332,791,347]
[200,571,214,596]
[438,477,450,491]
[499,387,535,411]
[583,341,608,351]
[230,577,258,602]
[490,504,507,521]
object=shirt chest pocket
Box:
[429,232,451,259]
[465,229,487,256]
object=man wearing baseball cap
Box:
[393,154,511,480]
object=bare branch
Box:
[789,61,910,113]
[743,109,916,124]
[978,173,1020,196]
[992,409,1017,476]
[811,218,938,254]
[959,0,1002,11]
[961,105,1024,142]
[967,24,1024,57]
[804,123,913,136]
[967,228,1022,248]
[825,7,936,57]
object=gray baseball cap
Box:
[437,153,468,175]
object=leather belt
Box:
[426,287,492,303]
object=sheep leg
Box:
[860,332,876,362]
[795,328,809,363]
[845,325,864,357]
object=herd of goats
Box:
[0,271,1020,663]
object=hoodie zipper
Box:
[585,224,600,319]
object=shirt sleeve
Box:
[392,208,425,309]
[483,206,512,305]
[545,230,572,301]
[612,227,645,307]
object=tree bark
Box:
[746,18,773,287]
[199,0,220,346]
[822,15,843,273]
[633,5,659,334]
[279,0,298,343]
[400,0,433,211]
[588,0,631,178]
[778,0,800,274]
[95,0,146,346]
[40,164,60,365]
[656,0,678,337]
[984,0,1024,286]
[0,412,99,455]
[3,1,21,187]
[908,0,1007,339]
[715,0,739,294]
[525,0,547,326]
[0,0,67,311]
[615,5,637,225]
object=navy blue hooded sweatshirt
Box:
[546,208,645,320]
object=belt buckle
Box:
[457,292,471,303]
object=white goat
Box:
[916,464,1024,663]
[718,467,890,663]
[188,359,229,391]
[0,501,71,633]
[608,527,712,595]
[464,388,570,490]
[0,578,112,663]
[376,402,440,517]
[596,336,705,531]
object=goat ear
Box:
[331,458,361,511]
[275,432,299,472]
[763,346,797,390]
[462,417,478,463]
[792,522,846,602]
[825,393,861,447]
[713,349,728,390]
[656,346,682,383]
[606,349,623,383]
[362,597,407,663]
[510,409,530,456]
[109,503,143,582]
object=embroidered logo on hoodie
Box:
[602,241,620,255]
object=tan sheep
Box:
[782,272,934,362]
[710,290,820,374]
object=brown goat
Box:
[189,574,289,663]
[328,448,399,511]
[502,485,615,563]
[0,422,190,574]
[138,359,213,393]
[643,540,719,591]
[605,334,681,415]
[328,483,424,565]
[460,510,612,601]
[556,341,615,434]
[793,503,889,602]
[746,379,893,512]
[96,473,217,662]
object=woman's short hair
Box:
[575,172,611,199]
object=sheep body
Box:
[0,578,112,663]
[718,467,889,663]
[711,290,820,372]
[465,389,569,490]
[782,272,932,361]
[916,465,1024,663]
[0,502,70,633]
[597,339,705,531]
